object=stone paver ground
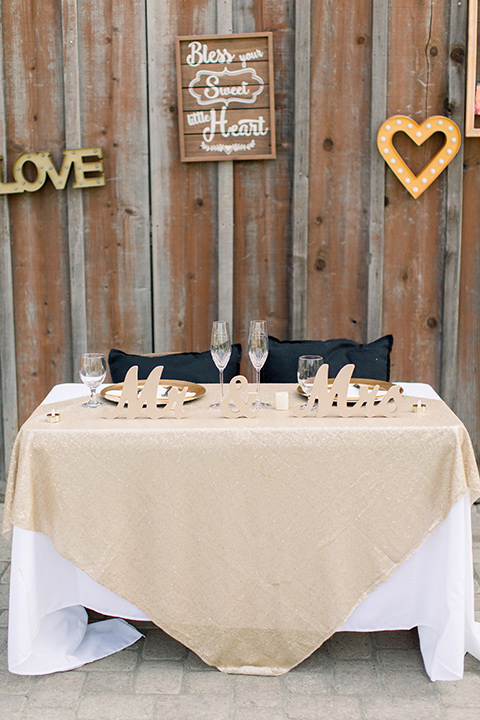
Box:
[1,503,480,720]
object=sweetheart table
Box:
[3,381,480,680]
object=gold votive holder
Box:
[412,402,426,414]
[46,411,60,423]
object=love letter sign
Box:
[377,115,461,199]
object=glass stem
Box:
[255,368,260,398]
[219,369,224,398]
[90,388,96,403]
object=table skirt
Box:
[8,494,480,680]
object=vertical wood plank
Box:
[217,1,234,329]
[457,137,480,458]
[148,0,173,351]
[291,0,311,340]
[465,0,479,136]
[456,6,480,456]
[0,2,18,486]
[307,0,372,343]
[3,0,72,427]
[77,1,152,359]
[232,1,294,348]
[61,0,87,373]
[367,0,388,342]
[382,0,449,386]
[149,0,218,353]
[440,0,467,407]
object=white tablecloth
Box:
[6,383,480,679]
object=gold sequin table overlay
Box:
[3,384,480,675]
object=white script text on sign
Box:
[176,33,276,162]
[0,148,105,194]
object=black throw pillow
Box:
[108,345,242,384]
[262,335,393,383]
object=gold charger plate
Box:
[297,379,401,403]
[101,379,206,404]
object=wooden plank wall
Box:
[1,0,480,493]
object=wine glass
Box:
[79,353,107,408]
[297,355,324,408]
[210,321,232,408]
[248,320,271,409]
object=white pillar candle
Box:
[275,391,289,410]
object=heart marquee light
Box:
[377,115,461,199]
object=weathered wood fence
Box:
[1,0,479,493]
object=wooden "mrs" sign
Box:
[293,364,402,418]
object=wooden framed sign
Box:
[175,32,276,162]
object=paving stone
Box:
[83,670,133,694]
[327,632,373,659]
[142,629,188,661]
[436,672,480,706]
[80,649,138,672]
[294,646,329,671]
[373,629,419,649]
[0,694,27,720]
[0,540,11,562]
[445,707,480,720]
[78,694,155,720]
[463,652,480,673]
[0,561,9,582]
[0,649,8,672]
[283,669,331,694]
[21,709,77,720]
[154,695,231,720]
[234,709,285,720]
[27,671,86,708]
[471,505,480,541]
[0,669,36,694]
[376,648,425,670]
[333,660,381,694]
[234,675,283,707]
[184,669,232,694]
[0,584,9,611]
[185,650,215,671]
[285,694,361,720]
[381,669,436,695]
[362,695,442,719]
[134,662,183,694]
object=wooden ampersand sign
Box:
[292,364,402,418]
[377,115,461,199]
[221,375,258,418]
[103,365,188,419]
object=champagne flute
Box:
[248,320,271,409]
[210,321,232,408]
[79,353,107,408]
[297,355,324,408]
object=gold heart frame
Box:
[377,115,461,199]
